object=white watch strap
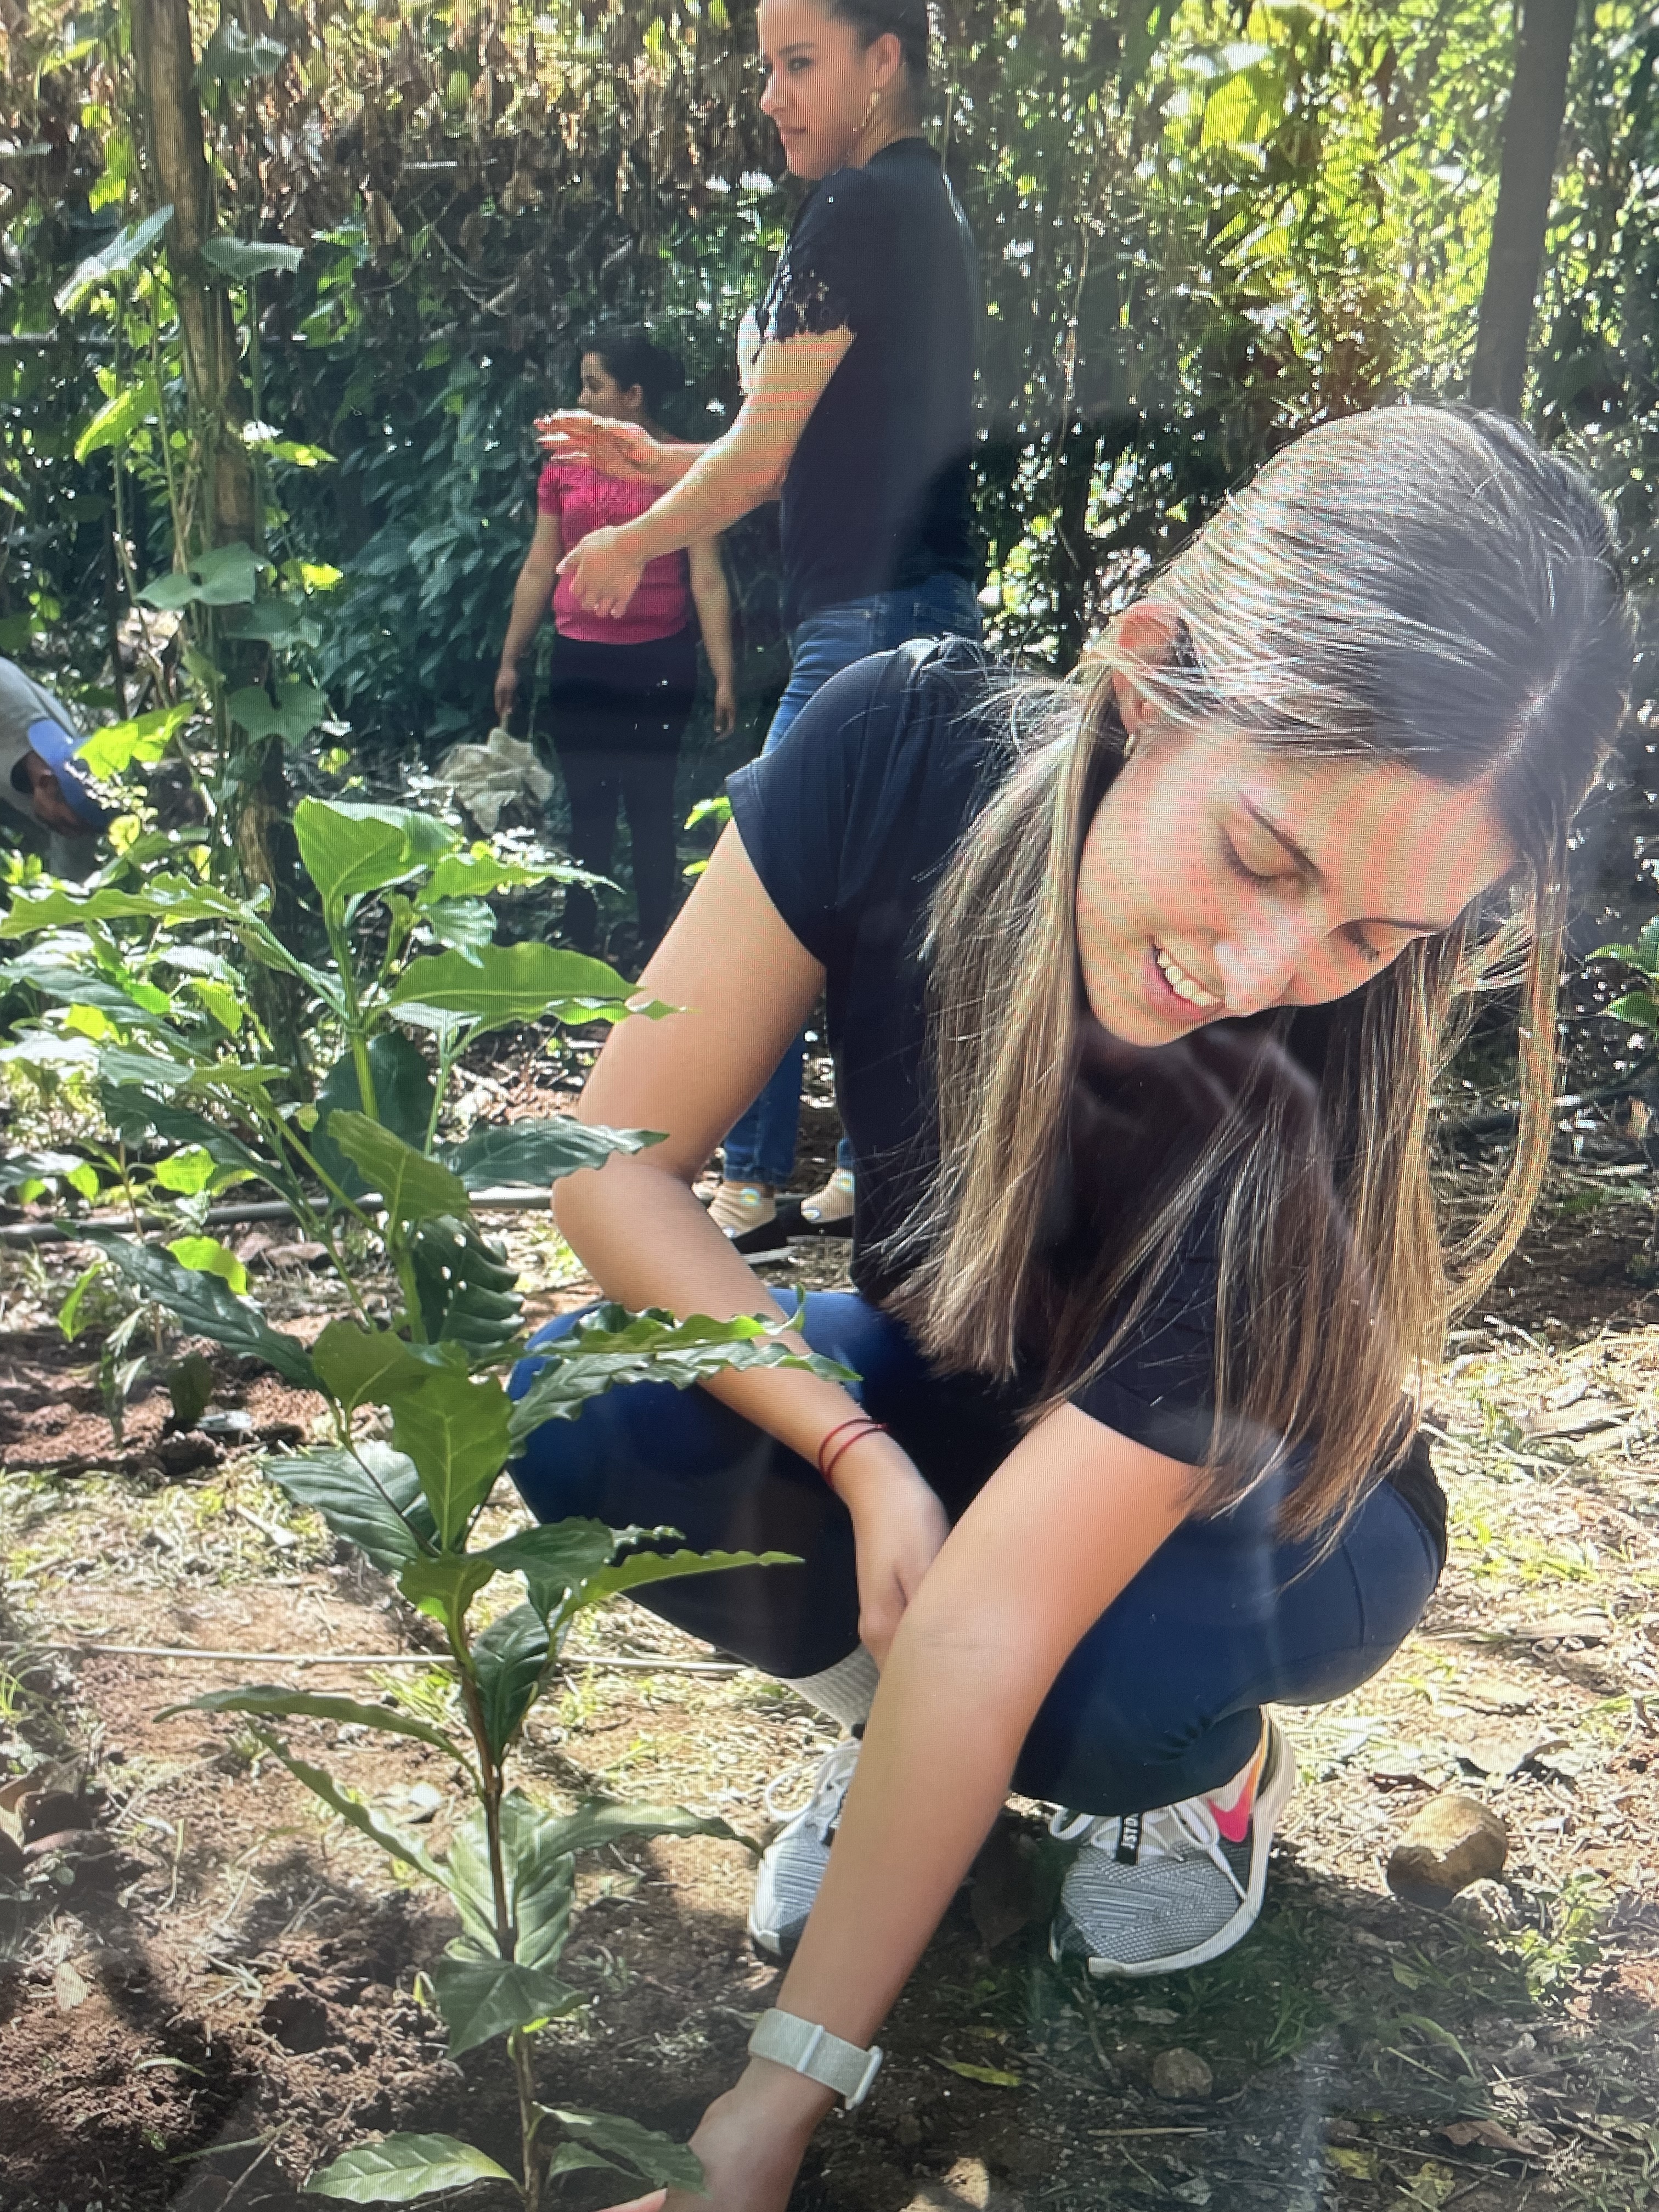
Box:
[748,2007,884,2109]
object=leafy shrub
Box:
[0,796,853,2201]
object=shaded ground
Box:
[1,1135,1657,2211]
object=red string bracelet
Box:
[816,1416,889,1488]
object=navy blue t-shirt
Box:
[726,639,1447,1558]
[758,138,980,628]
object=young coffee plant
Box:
[0,798,852,2202]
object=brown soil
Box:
[1,1144,1657,2211]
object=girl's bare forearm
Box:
[777,1621,1036,2043]
[693,585,737,693]
[501,565,556,665]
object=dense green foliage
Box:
[3,0,1655,779]
[0,792,854,2202]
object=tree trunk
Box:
[132,0,255,548]
[1051,415,1099,675]
[1468,0,1581,416]
[131,0,304,1072]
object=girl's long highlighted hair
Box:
[877,408,1633,1541]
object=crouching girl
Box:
[511,407,1629,2212]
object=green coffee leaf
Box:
[533,1798,751,1864]
[0,950,187,1036]
[388,944,646,1036]
[166,1350,216,1428]
[58,1260,106,1342]
[388,1365,512,1547]
[420,897,494,960]
[541,2143,624,2179]
[303,2134,512,2203]
[158,1685,459,1760]
[409,1216,522,1354]
[76,1229,315,1387]
[311,1319,445,1416]
[326,1113,471,1226]
[103,1089,294,1201]
[153,1146,217,1195]
[472,1602,549,1758]
[397,1551,499,1633]
[445,1793,575,1969]
[312,1034,436,1197]
[477,1520,617,1619]
[571,1547,798,1614]
[507,1305,854,1437]
[428,1955,582,2056]
[422,850,565,901]
[166,1234,248,1296]
[0,878,243,939]
[262,1444,427,1574]
[541,2108,705,2192]
[442,1117,663,1190]
[295,799,458,917]
[250,1729,441,1882]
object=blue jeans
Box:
[509,1293,1442,1815]
[722,572,983,1187]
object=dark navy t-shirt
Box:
[758,138,980,628]
[726,639,1447,1559]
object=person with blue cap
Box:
[0,658,111,868]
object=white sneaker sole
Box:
[1052,1718,1299,1979]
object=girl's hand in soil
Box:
[834,1437,951,1666]
[595,2061,831,2212]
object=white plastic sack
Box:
[437,726,555,834]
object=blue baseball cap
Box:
[25,716,112,831]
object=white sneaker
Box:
[748,1736,860,1960]
[1048,1719,1297,1977]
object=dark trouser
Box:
[546,627,697,956]
[509,1292,1443,1817]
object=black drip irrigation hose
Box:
[0,1186,555,1249]
[1439,1053,1659,1148]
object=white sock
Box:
[780,1644,878,1731]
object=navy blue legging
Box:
[508,1293,1442,1817]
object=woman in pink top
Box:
[495,328,737,961]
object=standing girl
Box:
[496,328,737,964]
[514,408,1629,2212]
[546,0,981,1248]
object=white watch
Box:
[748,2007,884,2109]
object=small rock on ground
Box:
[1152,2046,1215,2101]
[1386,1791,1508,1905]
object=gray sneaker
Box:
[1048,1719,1296,1977]
[748,1736,860,1960]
